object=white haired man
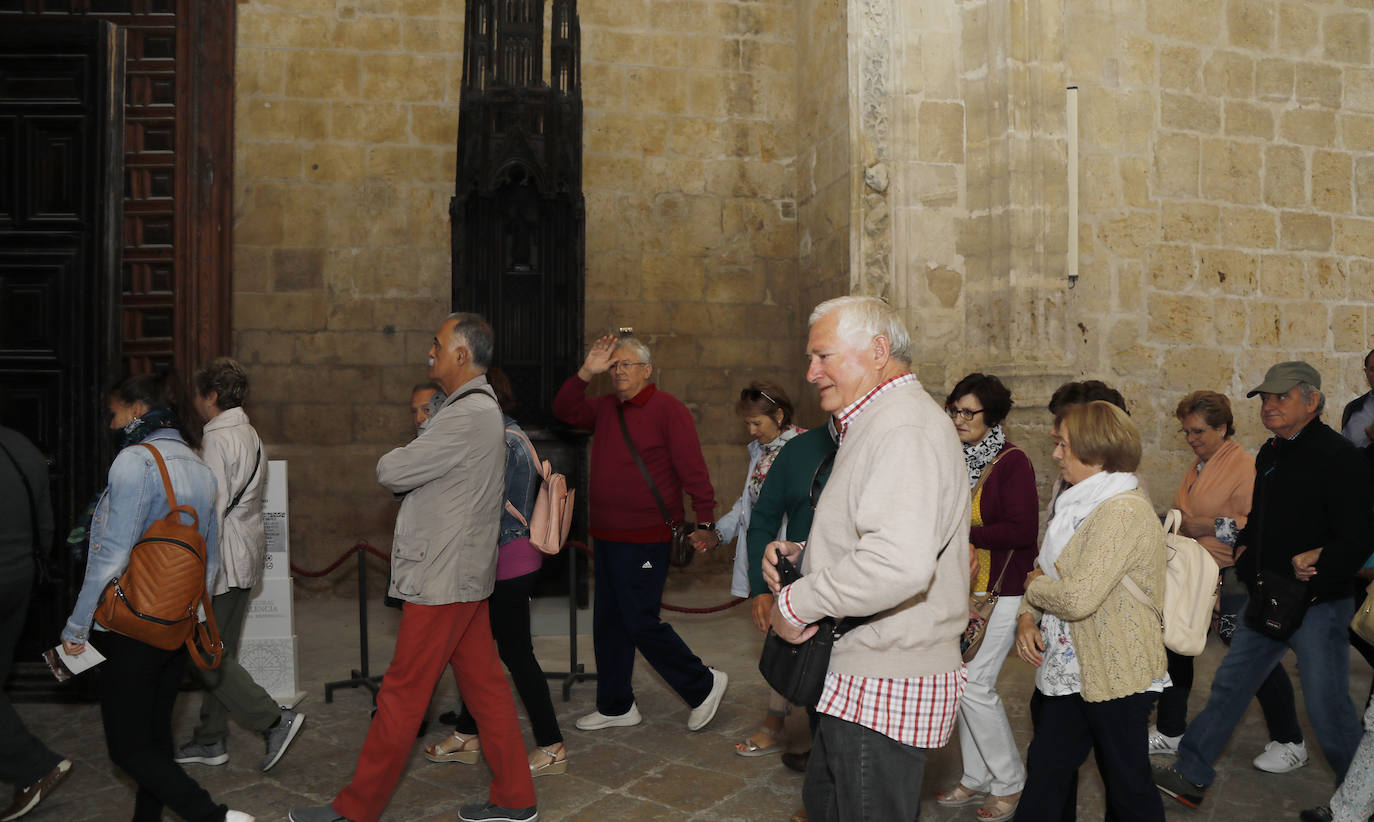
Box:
[763,296,971,821]
[553,334,727,733]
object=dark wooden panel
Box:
[25,116,88,222]
[0,245,76,355]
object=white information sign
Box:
[241,460,304,706]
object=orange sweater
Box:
[1171,438,1254,569]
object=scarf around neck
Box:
[119,407,179,449]
[748,426,801,502]
[963,424,1006,488]
[1038,470,1138,579]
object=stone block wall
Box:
[850,0,1374,505]
[231,0,807,576]
[1065,0,1374,496]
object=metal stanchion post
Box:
[324,546,383,704]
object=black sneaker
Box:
[457,801,538,822]
[1299,807,1332,822]
[1152,764,1205,809]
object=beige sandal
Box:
[935,784,986,807]
[976,792,1021,822]
[425,730,480,764]
[528,743,567,777]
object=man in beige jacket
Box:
[291,314,537,822]
[764,296,970,822]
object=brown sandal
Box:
[425,730,480,764]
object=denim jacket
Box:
[500,417,538,546]
[63,429,220,644]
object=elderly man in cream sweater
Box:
[764,296,971,822]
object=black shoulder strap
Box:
[0,438,42,574]
[808,449,836,510]
[615,403,676,526]
[224,445,262,516]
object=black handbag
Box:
[1245,568,1313,641]
[759,555,868,706]
[616,404,695,567]
[759,538,951,706]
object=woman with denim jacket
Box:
[60,372,254,822]
[425,369,566,777]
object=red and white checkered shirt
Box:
[778,372,967,747]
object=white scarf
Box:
[1038,470,1139,579]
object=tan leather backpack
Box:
[94,442,223,669]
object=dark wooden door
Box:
[0,18,123,679]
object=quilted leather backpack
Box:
[95,443,223,669]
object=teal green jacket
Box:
[743,422,838,596]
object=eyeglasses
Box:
[1178,426,1210,438]
[609,361,647,373]
[946,406,984,422]
[743,387,778,405]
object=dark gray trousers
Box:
[191,586,281,744]
[804,712,928,821]
[0,568,62,788]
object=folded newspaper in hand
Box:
[44,642,106,682]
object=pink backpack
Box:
[503,428,575,555]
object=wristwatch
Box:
[696,521,716,532]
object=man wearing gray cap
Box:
[1155,361,1374,810]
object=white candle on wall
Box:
[1067,85,1079,286]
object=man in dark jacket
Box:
[0,425,72,820]
[1340,349,1374,448]
[1155,361,1374,809]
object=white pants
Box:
[1331,693,1374,821]
[956,594,1027,797]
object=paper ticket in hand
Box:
[43,642,106,681]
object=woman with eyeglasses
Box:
[1148,391,1305,772]
[935,373,1038,822]
[1014,401,1166,822]
[712,381,803,758]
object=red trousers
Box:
[332,600,535,822]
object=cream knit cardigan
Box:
[786,378,971,680]
[1018,489,1168,702]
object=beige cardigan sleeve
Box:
[1025,494,1161,620]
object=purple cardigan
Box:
[972,442,1040,596]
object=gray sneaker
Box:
[458,801,538,822]
[260,708,305,772]
[173,740,228,766]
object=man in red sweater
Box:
[553,334,728,732]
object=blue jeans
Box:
[804,713,928,821]
[1177,596,1363,786]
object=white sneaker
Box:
[1147,726,1182,756]
[1253,740,1308,773]
[575,702,642,731]
[687,668,728,731]
[225,812,256,822]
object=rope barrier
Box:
[292,539,748,614]
[289,541,389,579]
